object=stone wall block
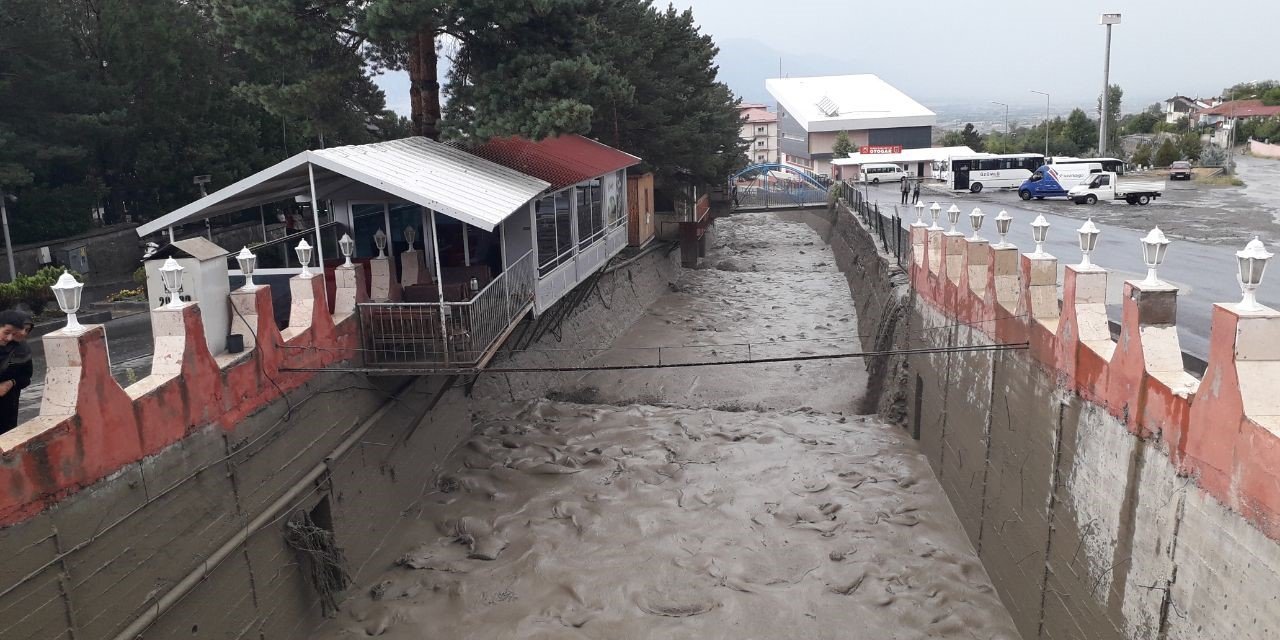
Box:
[1057,266,1114,402]
[130,303,224,451]
[1106,281,1197,439]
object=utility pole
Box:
[1099,13,1122,156]
[0,189,15,282]
[1031,90,1050,157]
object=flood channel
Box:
[317,211,1020,639]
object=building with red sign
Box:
[766,74,935,176]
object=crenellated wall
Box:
[816,199,1280,640]
[0,265,368,527]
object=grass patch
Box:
[1195,174,1246,187]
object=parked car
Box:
[1169,161,1193,181]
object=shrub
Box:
[0,267,80,316]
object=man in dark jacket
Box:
[900,176,910,204]
[0,310,34,434]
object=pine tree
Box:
[832,131,855,159]
[1154,139,1180,167]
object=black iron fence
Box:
[843,182,909,266]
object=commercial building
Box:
[766,74,935,176]
[738,103,778,164]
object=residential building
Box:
[1193,99,1280,146]
[766,74,935,177]
[738,103,778,164]
[1163,95,1213,124]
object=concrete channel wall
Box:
[810,199,1280,639]
[0,245,680,639]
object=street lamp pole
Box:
[1099,12,1122,156]
[1031,90,1050,157]
[0,189,15,282]
[991,101,1009,135]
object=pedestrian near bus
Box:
[0,310,35,435]
[900,176,909,204]
[911,179,921,205]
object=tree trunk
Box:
[407,25,441,140]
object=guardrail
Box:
[357,250,535,368]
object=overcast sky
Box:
[667,0,1277,108]
[377,0,1277,115]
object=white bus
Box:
[858,163,909,184]
[944,153,1044,193]
[1046,156,1126,175]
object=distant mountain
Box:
[713,38,851,105]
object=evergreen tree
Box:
[831,131,855,159]
[1064,109,1096,153]
[575,2,746,188]
[1154,139,1179,167]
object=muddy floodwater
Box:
[318,212,1019,639]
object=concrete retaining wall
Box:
[1248,138,1280,159]
[0,242,680,639]
[815,200,1280,639]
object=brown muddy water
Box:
[316,212,1019,639]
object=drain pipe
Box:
[111,381,414,640]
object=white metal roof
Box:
[832,146,977,166]
[136,137,551,236]
[766,75,936,133]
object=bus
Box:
[858,163,909,184]
[944,153,1044,193]
[1046,156,1125,175]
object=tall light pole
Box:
[991,101,1009,135]
[1031,90,1050,157]
[0,190,14,282]
[1099,12,1122,156]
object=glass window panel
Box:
[556,191,572,261]
[535,196,558,272]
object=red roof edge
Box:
[468,135,641,192]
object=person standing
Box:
[900,176,909,204]
[0,310,34,435]
[911,179,921,205]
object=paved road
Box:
[863,179,1280,360]
[18,312,155,423]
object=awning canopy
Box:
[136,137,551,237]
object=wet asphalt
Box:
[866,155,1280,360]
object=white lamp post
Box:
[1236,236,1272,311]
[929,202,942,230]
[1077,219,1100,269]
[295,238,314,278]
[1031,214,1051,257]
[912,201,926,227]
[51,271,85,334]
[159,257,185,309]
[374,228,388,258]
[339,233,355,268]
[995,210,1013,247]
[404,225,417,251]
[236,246,258,290]
[969,207,985,241]
[1140,227,1170,285]
[946,204,961,235]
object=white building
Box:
[766,74,936,177]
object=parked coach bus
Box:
[1046,156,1125,175]
[945,153,1044,193]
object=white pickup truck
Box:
[1068,171,1164,205]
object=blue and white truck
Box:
[1017,163,1102,200]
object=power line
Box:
[280,343,1029,376]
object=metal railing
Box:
[357,250,536,369]
[844,182,909,266]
